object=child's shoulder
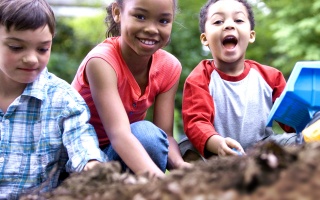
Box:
[185,59,215,83]
[245,59,279,71]
[39,69,84,103]
[155,48,181,65]
[245,60,285,87]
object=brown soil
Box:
[21,141,320,200]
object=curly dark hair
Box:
[199,0,255,33]
[105,0,178,38]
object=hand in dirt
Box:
[218,137,246,157]
[83,160,102,171]
[206,135,246,157]
[137,170,166,180]
[177,161,194,169]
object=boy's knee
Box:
[266,133,298,145]
[178,137,206,163]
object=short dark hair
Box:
[199,0,255,33]
[0,0,56,36]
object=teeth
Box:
[140,39,156,45]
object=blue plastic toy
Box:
[232,148,243,156]
[266,61,320,143]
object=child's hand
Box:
[177,161,194,169]
[83,160,102,171]
[217,137,245,156]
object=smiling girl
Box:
[72,0,191,178]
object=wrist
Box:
[206,134,223,154]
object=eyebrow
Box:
[134,7,173,17]
[5,37,52,44]
[210,11,246,18]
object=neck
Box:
[120,45,152,75]
[0,75,27,98]
[0,79,26,113]
[125,55,151,75]
[214,58,245,76]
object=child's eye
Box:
[160,19,170,24]
[8,45,23,51]
[38,48,50,53]
[235,19,244,23]
[213,20,223,25]
[135,14,145,20]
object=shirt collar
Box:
[21,67,49,101]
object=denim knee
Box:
[131,121,169,172]
[103,121,169,173]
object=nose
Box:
[223,19,235,30]
[143,21,159,35]
[22,53,38,65]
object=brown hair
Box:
[0,0,56,36]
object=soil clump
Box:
[21,141,320,200]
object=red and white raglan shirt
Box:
[182,59,291,157]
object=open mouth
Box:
[222,35,238,49]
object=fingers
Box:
[218,140,231,156]
[181,162,194,169]
[83,160,101,171]
[219,137,246,156]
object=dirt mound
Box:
[21,141,320,200]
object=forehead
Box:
[0,25,53,43]
[124,0,175,14]
[207,0,248,17]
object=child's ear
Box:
[200,33,209,46]
[249,30,256,43]
[112,2,121,23]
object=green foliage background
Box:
[48,0,320,137]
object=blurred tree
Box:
[164,0,211,136]
[246,3,278,68]
[262,0,320,78]
[48,0,320,136]
[48,13,105,83]
[49,18,78,82]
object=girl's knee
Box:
[130,121,169,171]
[131,120,168,143]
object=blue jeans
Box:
[103,120,169,173]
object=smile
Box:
[140,39,157,45]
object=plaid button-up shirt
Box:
[0,68,107,199]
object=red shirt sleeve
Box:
[182,60,218,157]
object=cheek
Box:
[122,20,137,31]
[162,26,172,39]
[2,51,18,66]
[39,52,51,67]
[207,34,220,48]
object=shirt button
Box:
[5,120,9,125]
[0,157,4,163]
[132,103,136,108]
